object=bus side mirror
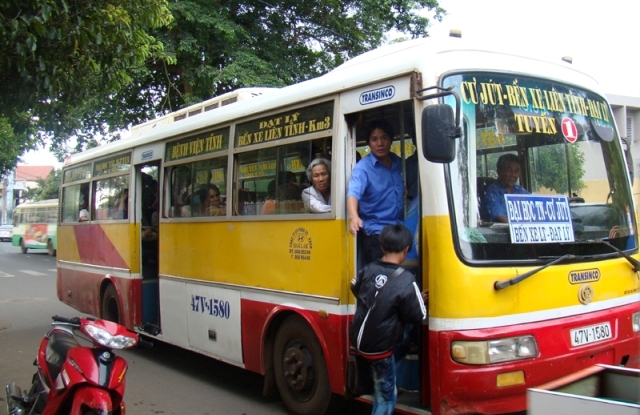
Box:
[421,104,457,163]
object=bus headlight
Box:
[451,335,538,365]
[633,311,640,333]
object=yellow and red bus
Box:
[57,36,640,415]
[12,198,58,256]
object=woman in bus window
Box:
[204,185,226,216]
[302,158,331,213]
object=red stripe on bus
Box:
[74,225,128,268]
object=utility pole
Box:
[1,176,7,224]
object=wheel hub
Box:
[283,345,314,393]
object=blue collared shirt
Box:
[484,181,530,221]
[347,153,404,235]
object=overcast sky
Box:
[23,0,639,166]
[426,0,639,95]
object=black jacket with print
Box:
[349,260,426,357]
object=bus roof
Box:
[15,199,59,209]
[64,36,602,167]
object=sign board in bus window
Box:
[235,101,334,147]
[506,194,574,243]
[165,127,230,162]
[93,153,132,177]
[238,160,277,179]
[63,164,92,183]
[284,156,306,173]
[476,127,517,150]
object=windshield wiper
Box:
[494,254,575,291]
[576,239,640,272]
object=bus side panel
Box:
[57,223,140,328]
[57,268,102,317]
[240,298,349,394]
[57,268,142,329]
[430,301,640,415]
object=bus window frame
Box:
[163,142,230,221]
[231,132,335,219]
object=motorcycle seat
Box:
[45,330,80,382]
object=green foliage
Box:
[0,116,36,178]
[0,0,174,163]
[21,169,61,202]
[533,144,585,194]
[1,0,444,162]
[154,0,444,109]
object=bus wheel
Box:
[274,314,331,415]
[101,284,121,324]
[47,240,56,256]
[20,239,28,254]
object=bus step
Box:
[139,324,161,336]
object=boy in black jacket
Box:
[350,223,427,415]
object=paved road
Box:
[0,242,372,415]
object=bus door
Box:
[136,161,160,328]
[345,93,426,406]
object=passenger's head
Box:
[379,223,412,254]
[365,119,394,159]
[204,184,222,207]
[306,158,331,192]
[278,171,297,185]
[496,154,522,190]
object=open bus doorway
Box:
[347,99,428,409]
[137,162,161,332]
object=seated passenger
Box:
[277,171,302,201]
[302,158,331,213]
[261,180,277,215]
[203,184,226,216]
[78,209,90,222]
[484,154,530,223]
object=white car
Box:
[0,224,12,242]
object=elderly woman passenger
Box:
[302,158,331,213]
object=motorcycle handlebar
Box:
[52,316,81,326]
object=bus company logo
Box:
[289,227,312,261]
[561,117,578,143]
[359,86,395,106]
[141,150,154,160]
[568,268,600,284]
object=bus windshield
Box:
[442,73,637,262]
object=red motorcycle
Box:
[5,315,140,415]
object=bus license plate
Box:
[570,322,612,347]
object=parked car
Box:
[0,224,12,242]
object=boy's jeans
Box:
[370,355,397,415]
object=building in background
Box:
[608,94,640,209]
[0,165,54,224]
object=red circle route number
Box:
[561,117,578,143]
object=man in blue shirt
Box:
[484,153,530,223]
[347,119,404,263]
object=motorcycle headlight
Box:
[451,335,538,365]
[85,324,138,349]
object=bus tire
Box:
[20,239,28,254]
[101,284,121,324]
[273,314,331,415]
[47,240,56,256]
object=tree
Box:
[2,0,444,162]
[21,169,61,202]
[533,144,585,195]
[0,116,36,178]
[0,0,174,171]
[150,0,444,110]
